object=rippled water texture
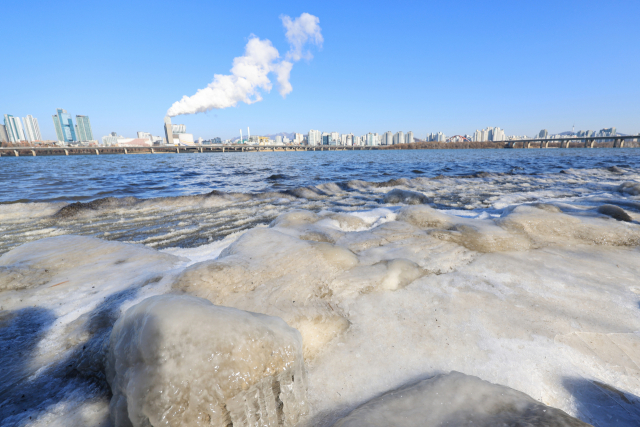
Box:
[2,148,640,203]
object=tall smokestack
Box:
[164,116,174,145]
[240,129,243,144]
[248,127,250,140]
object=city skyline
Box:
[2,1,639,141]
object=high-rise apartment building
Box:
[22,115,42,142]
[393,131,405,145]
[294,133,303,144]
[52,109,77,143]
[307,130,321,146]
[538,129,548,139]
[76,115,94,142]
[4,115,26,143]
[405,131,414,144]
[473,127,504,142]
[381,131,392,145]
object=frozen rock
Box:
[333,372,589,427]
[382,189,429,205]
[107,295,307,427]
[618,182,640,196]
[597,204,633,222]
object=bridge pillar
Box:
[222,147,225,152]
[620,139,625,148]
[31,150,36,156]
[200,147,203,153]
[13,150,19,157]
[124,148,128,154]
[151,148,155,154]
[95,149,99,155]
[64,149,69,156]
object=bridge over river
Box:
[0,135,637,157]
[506,135,637,149]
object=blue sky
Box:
[2,0,639,140]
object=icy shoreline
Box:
[1,171,640,426]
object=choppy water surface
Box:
[1,148,640,255]
[2,148,640,203]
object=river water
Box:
[1,148,640,426]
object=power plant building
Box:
[164,116,174,145]
[164,116,194,145]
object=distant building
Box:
[102,132,121,146]
[0,124,8,143]
[23,115,42,142]
[308,129,321,146]
[597,127,616,137]
[367,133,380,146]
[275,135,283,144]
[76,115,94,142]
[294,133,303,144]
[52,109,77,144]
[381,131,392,145]
[4,115,26,143]
[164,116,174,145]
[427,132,446,142]
[538,129,548,139]
[472,127,504,142]
[172,124,186,134]
[576,130,594,137]
[405,131,414,144]
[393,131,404,145]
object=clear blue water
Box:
[1,148,639,203]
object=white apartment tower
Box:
[405,131,414,144]
[22,115,42,142]
[4,115,25,143]
[308,129,321,146]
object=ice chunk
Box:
[173,228,355,359]
[597,204,633,222]
[618,181,640,196]
[333,372,589,427]
[321,212,367,231]
[382,189,429,205]
[107,295,307,427]
[499,205,640,247]
[396,205,454,229]
[270,210,321,228]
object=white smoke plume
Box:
[167,13,322,117]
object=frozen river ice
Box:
[1,148,640,426]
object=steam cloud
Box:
[167,13,322,117]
